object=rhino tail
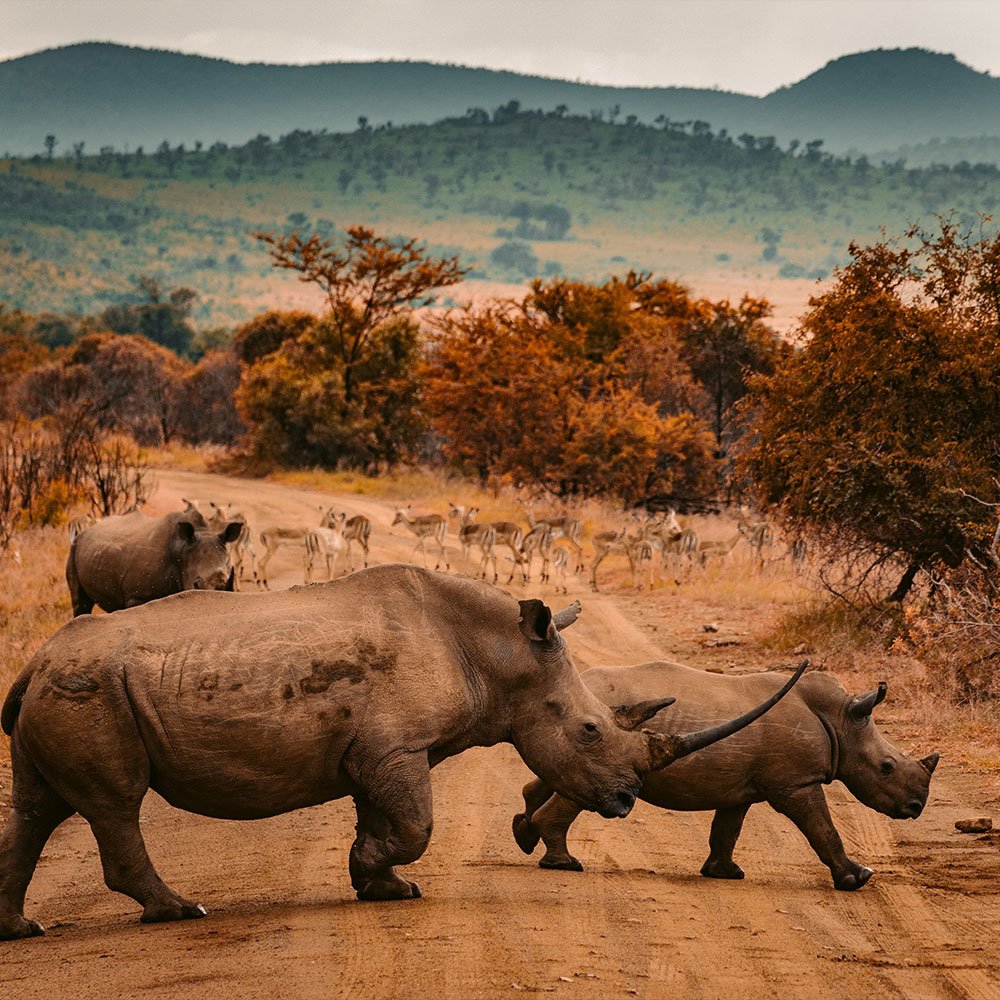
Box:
[2,667,32,736]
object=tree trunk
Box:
[887,561,921,603]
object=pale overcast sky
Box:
[3,0,998,95]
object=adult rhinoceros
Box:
[0,566,803,939]
[513,660,938,890]
[66,509,243,616]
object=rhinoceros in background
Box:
[0,566,804,939]
[66,509,243,616]
[513,660,938,891]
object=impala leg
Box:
[770,785,873,891]
[701,804,751,879]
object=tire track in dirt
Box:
[1,469,998,998]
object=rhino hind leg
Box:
[530,794,586,872]
[0,734,75,940]
[771,785,874,891]
[700,804,751,880]
[348,751,432,901]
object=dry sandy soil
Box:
[1,470,998,999]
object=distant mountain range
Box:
[2,43,1000,163]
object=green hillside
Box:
[3,107,999,330]
[3,43,1000,163]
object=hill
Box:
[3,44,1000,164]
[2,108,999,331]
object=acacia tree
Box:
[737,219,1000,602]
[254,226,466,409]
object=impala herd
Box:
[146,495,806,594]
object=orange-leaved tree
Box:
[240,229,467,469]
[737,218,1000,601]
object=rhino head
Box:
[174,518,243,593]
[509,599,806,820]
[836,681,939,819]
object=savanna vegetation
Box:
[2,214,999,703]
[4,103,1000,326]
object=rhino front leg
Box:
[348,750,432,902]
[511,778,554,855]
[771,784,874,891]
[531,794,586,872]
[701,804,751,880]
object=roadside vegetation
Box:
[1,214,998,762]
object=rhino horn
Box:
[552,600,582,632]
[613,697,676,731]
[848,680,888,721]
[646,660,809,770]
[920,751,940,775]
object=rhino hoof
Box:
[0,915,45,940]
[700,859,745,880]
[512,814,541,855]
[140,900,208,924]
[357,877,421,901]
[539,855,584,872]
[834,867,874,891]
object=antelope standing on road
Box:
[520,523,555,583]
[449,505,498,583]
[305,512,347,583]
[697,530,742,570]
[392,507,450,570]
[517,499,585,573]
[737,510,774,573]
[590,529,656,592]
[319,507,372,573]
[258,508,333,589]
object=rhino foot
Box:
[357,875,422,901]
[140,900,208,924]
[700,859,745,880]
[539,854,584,872]
[834,867,874,892]
[512,813,541,855]
[0,915,45,941]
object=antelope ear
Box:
[848,681,888,721]
[518,599,555,642]
[552,600,582,632]
[176,520,197,544]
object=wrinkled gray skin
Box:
[514,661,939,891]
[66,510,242,616]
[0,566,806,940]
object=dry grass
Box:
[0,528,72,761]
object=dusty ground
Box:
[1,470,998,999]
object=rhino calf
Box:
[513,661,938,891]
[66,509,243,616]
[0,567,804,940]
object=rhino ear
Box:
[518,599,555,643]
[613,697,676,731]
[920,751,940,775]
[848,681,888,721]
[220,521,243,544]
[176,520,197,544]
[552,600,582,632]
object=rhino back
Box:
[18,567,498,819]
[583,662,835,809]
[72,512,181,611]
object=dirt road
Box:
[2,470,998,999]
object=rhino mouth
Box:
[896,798,925,819]
[597,790,637,819]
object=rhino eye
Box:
[580,721,601,744]
[880,759,895,775]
